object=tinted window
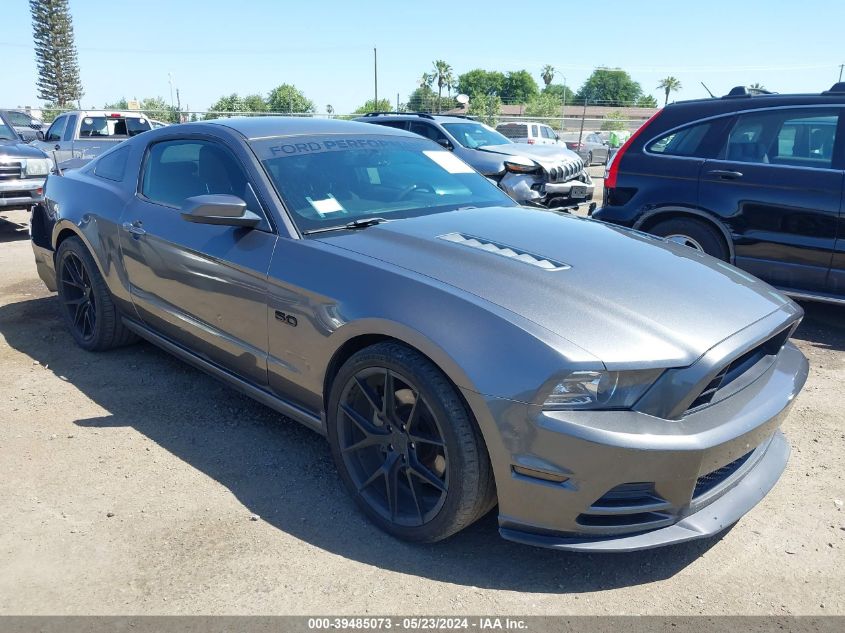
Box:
[409,121,448,144]
[250,134,515,233]
[496,124,528,139]
[79,116,151,138]
[648,122,712,157]
[94,147,129,182]
[5,111,38,126]
[531,124,539,137]
[45,117,66,142]
[723,109,839,168]
[372,120,408,130]
[63,115,77,141]
[142,140,249,208]
[541,126,555,139]
[440,122,511,148]
[0,120,15,140]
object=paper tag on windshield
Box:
[307,195,344,215]
[423,150,474,174]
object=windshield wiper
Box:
[303,217,391,235]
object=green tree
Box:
[501,70,540,104]
[467,94,502,127]
[543,83,575,103]
[656,76,682,106]
[541,65,555,88]
[457,69,506,97]
[266,84,315,114]
[30,0,83,107]
[354,98,392,114]
[524,93,563,127]
[326,104,334,117]
[103,96,180,122]
[576,68,643,106]
[749,82,766,91]
[242,94,267,113]
[408,85,437,113]
[205,93,246,119]
[600,110,628,131]
[636,94,658,108]
[431,60,454,113]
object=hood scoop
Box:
[438,232,570,271]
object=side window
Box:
[6,111,33,126]
[648,122,713,157]
[541,126,555,140]
[141,140,250,209]
[63,115,77,141]
[408,121,448,144]
[45,117,67,142]
[94,147,129,182]
[723,109,839,168]
[530,124,539,138]
[373,120,408,130]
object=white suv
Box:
[496,121,561,145]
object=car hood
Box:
[0,139,48,159]
[315,206,792,368]
[479,143,582,166]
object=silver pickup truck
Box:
[31,110,152,164]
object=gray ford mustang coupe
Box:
[30,117,808,551]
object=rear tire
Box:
[327,341,495,542]
[649,217,729,261]
[55,236,138,351]
[586,151,593,166]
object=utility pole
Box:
[168,72,175,110]
[839,64,844,82]
[578,98,587,148]
[560,76,567,134]
[374,47,378,107]
[396,92,400,112]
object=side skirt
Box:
[121,317,326,436]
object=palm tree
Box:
[326,104,334,118]
[749,82,766,91]
[431,60,453,113]
[419,73,433,89]
[541,64,555,88]
[657,76,682,106]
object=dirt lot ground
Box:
[0,205,843,615]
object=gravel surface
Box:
[0,208,842,615]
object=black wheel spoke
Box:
[408,453,447,493]
[382,370,396,418]
[408,433,445,448]
[358,463,386,493]
[404,392,420,432]
[73,301,86,327]
[354,376,383,414]
[341,432,385,454]
[340,402,386,439]
[383,453,401,521]
[405,470,424,523]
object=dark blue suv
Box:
[593,83,845,304]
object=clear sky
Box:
[3,0,844,114]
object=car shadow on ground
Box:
[792,300,845,352]
[1,296,732,593]
[0,215,30,243]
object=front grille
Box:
[693,450,753,499]
[0,162,23,180]
[684,327,792,414]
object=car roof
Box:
[194,116,423,140]
[354,112,478,124]
[59,110,149,118]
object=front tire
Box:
[55,236,137,351]
[327,341,495,542]
[586,151,593,165]
[649,217,729,261]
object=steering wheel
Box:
[394,182,436,202]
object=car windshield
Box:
[0,120,16,140]
[250,134,516,233]
[441,122,511,149]
[79,116,151,138]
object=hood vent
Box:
[438,232,570,271]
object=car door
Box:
[825,116,845,297]
[408,121,451,148]
[119,136,277,385]
[699,107,843,292]
[38,115,73,163]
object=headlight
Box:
[24,158,52,176]
[504,157,541,174]
[543,369,663,410]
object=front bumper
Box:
[498,172,594,209]
[463,339,808,552]
[0,177,45,208]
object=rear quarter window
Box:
[93,147,129,182]
[647,122,713,157]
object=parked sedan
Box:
[565,132,610,165]
[31,117,807,551]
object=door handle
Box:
[54,144,61,150]
[122,221,146,236]
[706,169,743,180]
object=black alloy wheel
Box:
[59,250,97,343]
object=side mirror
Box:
[436,138,454,151]
[36,130,45,141]
[180,194,261,228]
